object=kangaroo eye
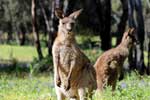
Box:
[71,23,74,26]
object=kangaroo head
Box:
[121,28,137,48]
[55,9,82,38]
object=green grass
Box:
[0,72,149,100]
[93,72,150,100]
[0,73,56,100]
[0,45,48,62]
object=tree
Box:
[39,0,53,55]
[5,1,13,43]
[94,0,111,51]
[32,0,43,60]
[128,0,146,74]
[147,38,150,74]
[18,23,26,45]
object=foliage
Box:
[0,0,31,31]
[30,56,53,75]
[0,0,53,37]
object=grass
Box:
[0,73,56,100]
[0,72,149,100]
[0,45,48,62]
[93,72,150,100]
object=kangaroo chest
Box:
[59,45,80,71]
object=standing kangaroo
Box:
[52,9,96,100]
[94,28,136,92]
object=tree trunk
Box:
[147,38,150,75]
[135,0,146,75]
[6,2,13,43]
[19,23,26,45]
[55,0,63,9]
[116,0,128,44]
[49,0,59,53]
[7,22,13,43]
[63,0,76,16]
[95,0,111,51]
[128,0,146,74]
[39,1,53,56]
[32,0,43,60]
[47,0,63,55]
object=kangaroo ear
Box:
[130,28,135,34]
[69,9,83,20]
[55,8,64,19]
[128,28,135,35]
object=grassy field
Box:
[0,45,48,62]
[0,72,149,100]
[0,73,55,100]
[0,35,149,100]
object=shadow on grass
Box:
[0,56,53,74]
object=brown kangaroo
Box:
[52,9,96,100]
[94,28,136,92]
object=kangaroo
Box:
[94,28,136,92]
[52,9,96,100]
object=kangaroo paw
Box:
[64,80,70,90]
[56,77,61,87]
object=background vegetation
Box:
[0,0,150,100]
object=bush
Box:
[30,56,53,75]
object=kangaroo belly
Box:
[59,47,73,68]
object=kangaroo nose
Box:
[66,24,72,31]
